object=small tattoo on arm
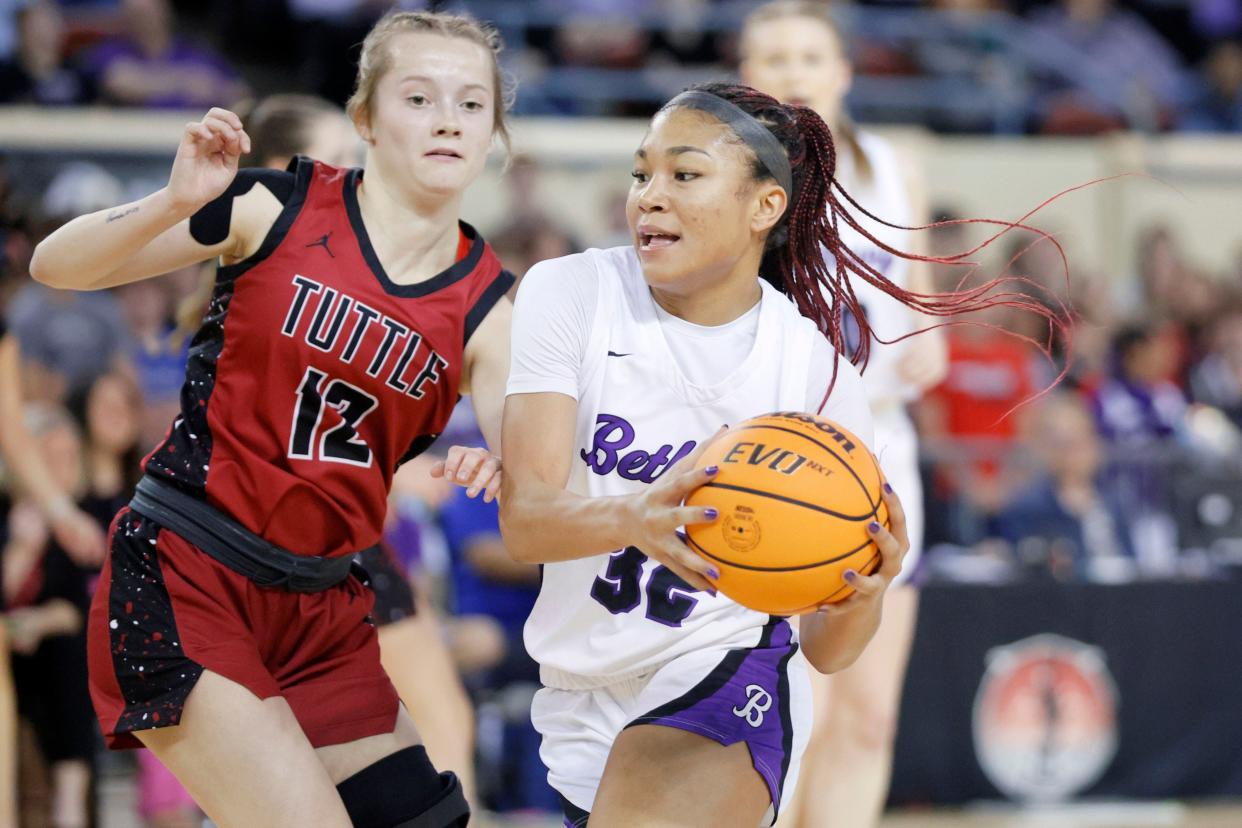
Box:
[105,206,139,223]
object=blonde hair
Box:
[346,10,513,155]
[741,1,844,60]
[740,1,871,180]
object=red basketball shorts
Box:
[87,508,400,749]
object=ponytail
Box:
[669,83,1074,412]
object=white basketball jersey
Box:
[833,131,919,409]
[834,131,927,574]
[522,246,830,690]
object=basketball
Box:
[684,412,889,615]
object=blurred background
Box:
[2,0,1242,826]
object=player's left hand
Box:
[431,445,502,502]
[808,484,909,616]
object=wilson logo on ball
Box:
[767,411,857,453]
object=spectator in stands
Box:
[1090,323,1187,567]
[6,162,134,402]
[1028,0,1187,132]
[993,391,1134,580]
[7,267,133,401]
[84,0,247,109]
[115,276,186,446]
[915,303,1038,543]
[1132,223,1217,386]
[1182,38,1242,130]
[3,404,94,828]
[1005,230,1117,390]
[1136,223,1186,320]
[68,372,142,529]
[1191,305,1242,429]
[0,1,93,106]
[1093,323,1188,444]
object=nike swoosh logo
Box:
[607,351,632,357]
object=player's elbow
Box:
[801,628,867,675]
[28,243,61,288]
[29,242,97,291]
[807,647,861,676]
[497,499,541,564]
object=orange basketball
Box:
[684,412,888,615]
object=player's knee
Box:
[335,745,469,828]
[842,707,899,754]
[822,690,898,753]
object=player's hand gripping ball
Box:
[685,412,889,615]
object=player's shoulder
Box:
[760,278,820,330]
[239,154,323,203]
[854,130,897,162]
[520,246,636,294]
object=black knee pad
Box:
[336,745,470,828]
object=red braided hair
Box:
[664,82,1074,413]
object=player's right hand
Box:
[167,107,251,213]
[627,427,726,594]
[433,445,502,503]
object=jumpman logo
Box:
[732,683,773,728]
[305,232,335,258]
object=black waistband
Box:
[129,475,361,593]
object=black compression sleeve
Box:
[187,168,296,247]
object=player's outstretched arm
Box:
[498,392,719,592]
[30,108,265,291]
[799,484,910,674]
[434,295,513,502]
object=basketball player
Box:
[30,11,512,828]
[740,4,945,826]
[175,91,483,804]
[501,82,920,828]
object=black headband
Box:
[664,90,793,196]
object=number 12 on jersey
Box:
[289,366,378,467]
[590,546,701,627]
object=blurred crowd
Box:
[1,0,1242,132]
[913,211,1242,585]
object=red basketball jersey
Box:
[144,157,512,557]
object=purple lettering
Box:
[617,450,651,480]
[581,414,699,483]
[580,414,634,476]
